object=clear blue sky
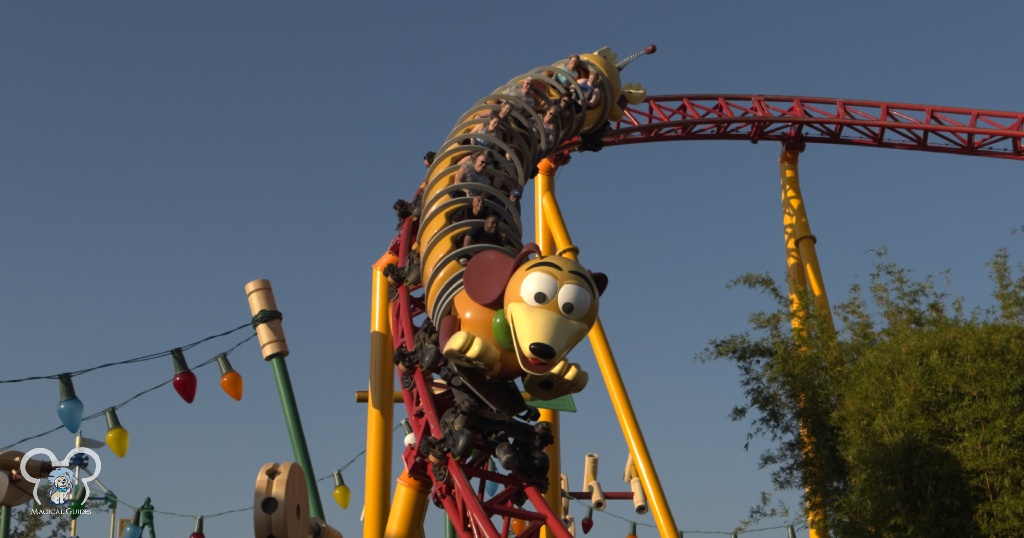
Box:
[4,2,1024,537]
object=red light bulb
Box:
[171,348,197,403]
[582,506,594,534]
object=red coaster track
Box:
[583,95,1024,159]
[389,215,572,538]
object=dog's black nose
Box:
[529,343,556,360]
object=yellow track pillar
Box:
[384,470,429,538]
[780,143,831,317]
[779,142,830,538]
[535,158,562,538]
[535,158,558,252]
[537,162,681,538]
[365,268,394,538]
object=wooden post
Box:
[245,279,290,360]
[245,279,324,521]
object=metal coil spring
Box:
[415,58,613,322]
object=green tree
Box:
[7,499,106,538]
[699,272,849,530]
[702,249,1024,537]
[8,501,67,538]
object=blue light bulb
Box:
[57,398,83,433]
[57,374,84,433]
[485,459,499,496]
[125,508,144,538]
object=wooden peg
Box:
[245,279,290,360]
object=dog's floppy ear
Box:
[464,244,541,309]
[591,271,608,296]
[464,250,518,309]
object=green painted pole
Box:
[246,279,325,522]
[445,515,456,538]
[270,354,325,520]
[1,505,10,538]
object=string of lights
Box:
[61,425,404,529]
[1,315,802,536]
[7,418,801,537]
[0,325,257,453]
[0,322,253,385]
[72,428,804,537]
[6,458,809,537]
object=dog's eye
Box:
[520,272,558,306]
[557,284,592,320]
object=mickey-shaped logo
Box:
[20,448,101,506]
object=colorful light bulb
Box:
[401,419,415,447]
[485,459,498,496]
[57,373,84,433]
[333,471,351,509]
[104,407,129,458]
[124,509,143,538]
[189,516,206,538]
[581,507,594,534]
[70,486,86,521]
[171,348,198,403]
[216,353,243,401]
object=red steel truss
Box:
[585,95,1024,160]
[387,215,573,538]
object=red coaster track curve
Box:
[580,95,1024,159]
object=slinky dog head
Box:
[463,244,607,376]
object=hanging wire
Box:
[0,318,801,536]
[42,423,406,524]
[0,322,253,384]
[0,331,257,451]
[315,423,404,484]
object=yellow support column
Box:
[384,470,429,538]
[535,159,558,253]
[535,159,562,538]
[780,143,831,316]
[538,176,681,538]
[365,268,394,538]
[780,142,831,538]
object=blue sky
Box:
[4,2,1024,537]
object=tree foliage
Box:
[701,248,1024,537]
[6,499,106,538]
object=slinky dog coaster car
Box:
[440,244,607,403]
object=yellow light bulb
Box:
[104,407,129,458]
[333,484,351,509]
[106,426,129,458]
[332,471,350,509]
